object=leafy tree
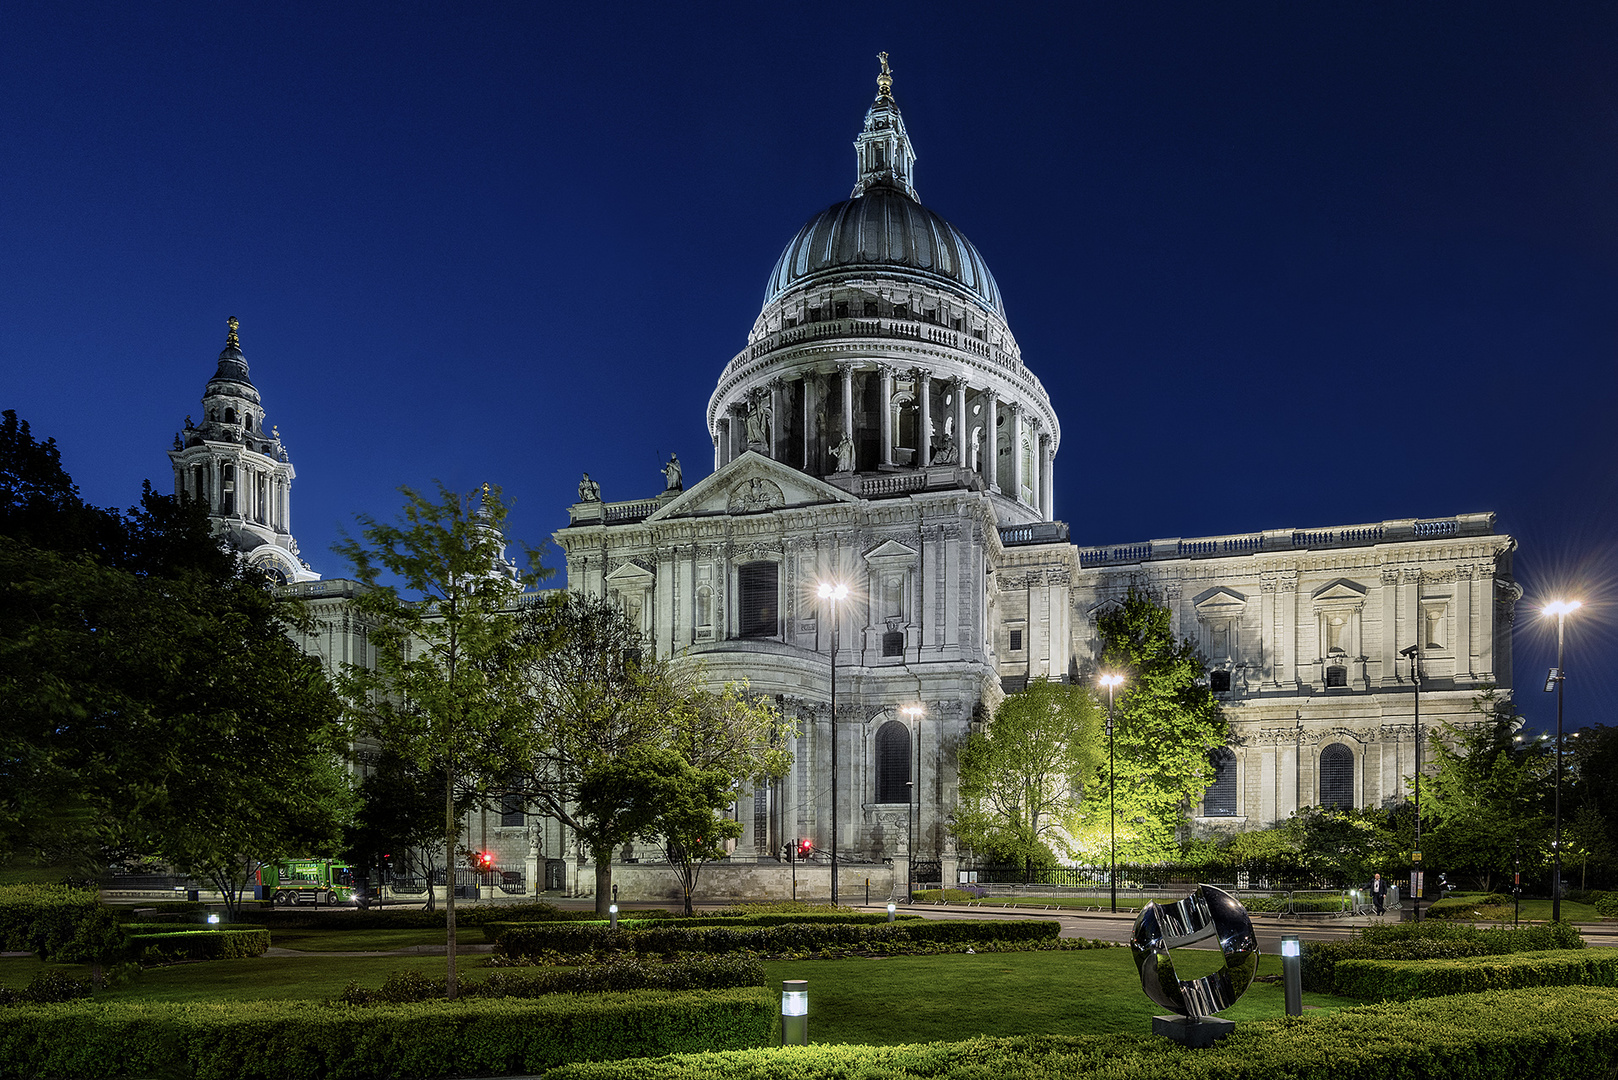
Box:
[335,482,542,998]
[344,751,475,909]
[1568,725,1618,888]
[952,678,1104,869]
[1421,689,1551,891]
[1287,805,1406,887]
[0,414,353,917]
[1092,588,1228,860]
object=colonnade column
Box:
[839,365,855,452]
[951,378,968,467]
[917,370,932,467]
[802,374,820,474]
[1009,403,1024,505]
[982,390,1000,492]
[878,365,894,469]
[771,379,787,462]
[1038,433,1054,522]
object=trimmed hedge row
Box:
[0,987,774,1079]
[1301,919,1583,993]
[126,929,270,961]
[548,986,1618,1080]
[339,955,766,1004]
[0,885,122,962]
[249,901,630,931]
[1332,947,1618,1001]
[496,918,1061,957]
[480,911,924,942]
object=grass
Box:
[0,953,459,1001]
[265,927,482,952]
[1429,893,1602,922]
[755,949,1355,1045]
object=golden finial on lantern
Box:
[877,52,892,99]
[226,315,240,348]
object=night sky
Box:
[4,4,1614,736]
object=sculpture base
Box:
[1152,1015,1235,1048]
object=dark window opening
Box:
[894,306,910,321]
[500,788,524,828]
[952,317,963,331]
[923,309,936,323]
[863,300,879,317]
[224,407,237,425]
[738,562,778,639]
[834,301,849,318]
[808,307,821,322]
[1009,629,1023,651]
[1325,665,1348,688]
[785,317,797,328]
[875,721,910,803]
[1204,749,1237,816]
[882,631,904,657]
[1210,670,1231,693]
[1320,744,1354,809]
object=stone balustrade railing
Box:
[1075,514,1492,567]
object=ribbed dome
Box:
[764,187,1005,318]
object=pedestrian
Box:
[1369,872,1389,916]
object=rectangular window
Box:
[863,300,879,317]
[894,305,910,321]
[1325,665,1348,688]
[1210,670,1231,693]
[808,307,822,322]
[882,630,905,657]
[834,301,849,318]
[500,789,523,828]
[738,562,779,639]
[1009,629,1023,651]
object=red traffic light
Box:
[475,851,494,869]
[798,839,813,857]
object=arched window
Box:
[875,721,911,804]
[224,407,237,425]
[1320,744,1354,809]
[1204,748,1237,816]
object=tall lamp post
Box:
[1099,673,1125,914]
[1544,599,1581,923]
[1400,642,1422,922]
[818,581,848,905]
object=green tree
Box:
[0,414,352,915]
[1287,805,1405,887]
[1421,689,1551,891]
[952,679,1104,869]
[1092,588,1228,860]
[343,751,474,909]
[335,482,542,998]
[1568,725,1618,888]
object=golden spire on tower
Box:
[226,315,240,349]
[877,52,892,99]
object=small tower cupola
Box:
[851,52,918,201]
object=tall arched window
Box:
[875,721,911,804]
[1204,748,1237,816]
[1319,743,1354,809]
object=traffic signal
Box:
[475,851,494,870]
[798,838,813,859]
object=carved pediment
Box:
[604,560,655,588]
[1312,578,1368,606]
[864,538,918,562]
[645,451,860,522]
[1194,587,1247,618]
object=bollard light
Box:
[206,913,220,925]
[886,901,896,922]
[781,979,808,1045]
[1281,935,1302,1016]
[609,903,619,930]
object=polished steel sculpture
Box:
[1130,884,1258,1043]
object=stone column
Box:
[1455,565,1474,678]
[878,366,894,469]
[1039,432,1054,520]
[802,374,818,473]
[771,379,787,462]
[916,370,932,467]
[982,390,1000,492]
[840,364,855,455]
[952,378,968,469]
[713,422,725,472]
[1009,403,1025,504]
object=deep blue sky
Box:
[4,3,1615,735]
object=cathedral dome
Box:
[763,188,1005,318]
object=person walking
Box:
[1369,872,1389,916]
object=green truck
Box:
[258,858,358,906]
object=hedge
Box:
[495,918,1061,958]
[338,955,766,1004]
[0,987,773,1079]
[1301,919,1583,993]
[547,985,1618,1080]
[248,901,634,931]
[0,885,123,962]
[1332,947,1618,1001]
[125,929,270,961]
[481,911,923,943]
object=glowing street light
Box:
[818,581,848,904]
[1543,599,1581,923]
[1099,673,1125,914]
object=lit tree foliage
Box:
[1092,588,1228,861]
[952,678,1104,868]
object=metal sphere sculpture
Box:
[1130,883,1259,1017]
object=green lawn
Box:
[265,927,484,953]
[0,953,458,1001]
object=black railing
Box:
[961,860,1327,890]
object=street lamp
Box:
[1543,599,1581,923]
[818,581,848,904]
[902,703,923,901]
[1400,642,1422,922]
[1099,673,1125,914]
